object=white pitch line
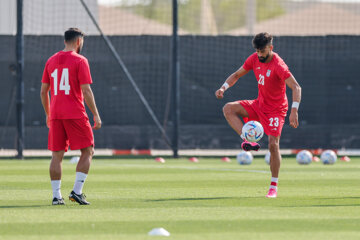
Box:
[94,162,269,174]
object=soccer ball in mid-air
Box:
[264,151,271,165]
[296,150,313,165]
[321,150,337,164]
[242,121,264,142]
[237,151,253,165]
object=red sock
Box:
[270,177,278,190]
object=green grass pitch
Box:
[0,157,360,240]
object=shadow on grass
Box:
[0,205,49,209]
[283,204,360,208]
[146,197,240,202]
[316,197,360,200]
[310,204,360,207]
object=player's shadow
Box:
[316,197,360,200]
[302,204,360,207]
[312,204,360,207]
[0,205,48,209]
[283,203,360,208]
[146,197,235,202]
[283,196,360,207]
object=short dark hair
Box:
[64,28,84,43]
[252,32,273,49]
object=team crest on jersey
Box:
[266,69,271,77]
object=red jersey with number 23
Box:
[242,52,291,116]
[41,51,92,120]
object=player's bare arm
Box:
[40,83,51,128]
[215,66,250,99]
[285,75,302,129]
[81,84,102,130]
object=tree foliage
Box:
[118,0,284,34]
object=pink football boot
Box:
[241,140,261,151]
[266,188,277,198]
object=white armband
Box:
[292,102,300,110]
[222,82,229,90]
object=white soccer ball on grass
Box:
[237,151,253,165]
[296,150,312,165]
[321,150,337,165]
[70,156,80,164]
[265,151,271,165]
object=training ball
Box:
[296,150,312,165]
[321,150,337,164]
[242,121,264,142]
[70,156,80,164]
[265,151,271,165]
[237,151,253,165]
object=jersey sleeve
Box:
[41,61,50,84]
[276,60,291,81]
[78,58,93,85]
[242,54,254,71]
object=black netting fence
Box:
[0,0,359,150]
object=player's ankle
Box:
[269,177,278,190]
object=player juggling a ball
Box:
[40,28,102,205]
[215,32,302,198]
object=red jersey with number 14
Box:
[242,52,291,116]
[41,51,93,120]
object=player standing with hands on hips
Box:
[40,28,102,205]
[215,32,301,198]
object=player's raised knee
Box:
[222,103,233,117]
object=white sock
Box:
[271,177,278,183]
[51,180,62,199]
[270,177,278,190]
[73,172,88,195]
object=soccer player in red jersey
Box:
[40,28,102,205]
[215,32,302,198]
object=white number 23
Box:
[269,117,279,127]
[258,74,265,86]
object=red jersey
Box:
[242,52,291,116]
[41,51,93,120]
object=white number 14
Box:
[51,68,70,95]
